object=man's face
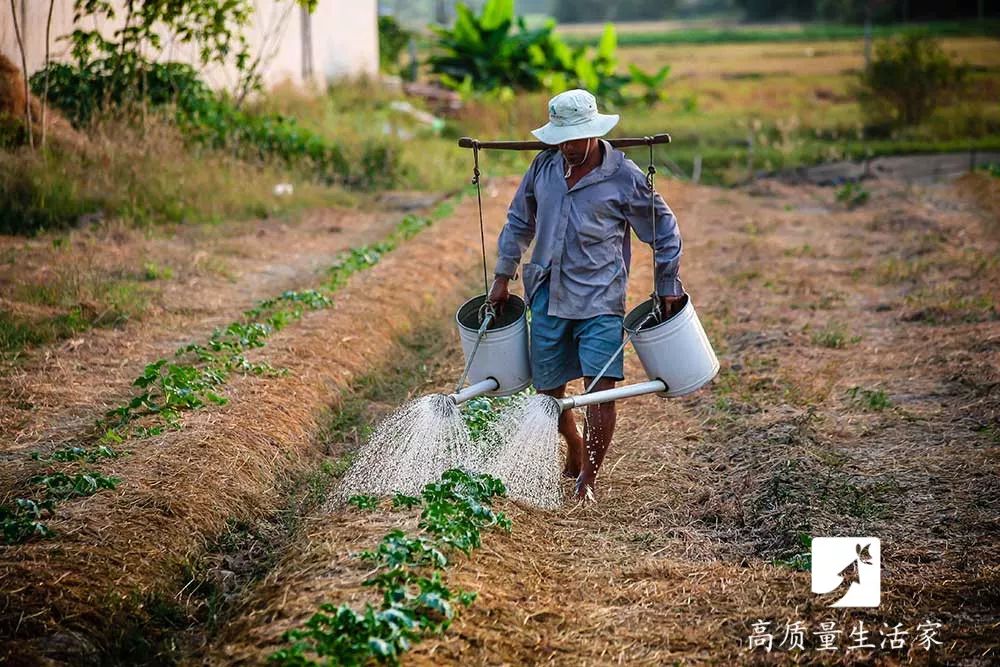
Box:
[559,137,595,165]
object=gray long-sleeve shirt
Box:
[495,140,683,319]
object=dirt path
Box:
[202,176,998,665]
[778,151,1000,185]
[0,203,422,452]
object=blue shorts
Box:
[529,283,624,391]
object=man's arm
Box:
[627,171,684,314]
[490,158,540,304]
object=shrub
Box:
[30,59,365,186]
[30,59,211,127]
[378,15,412,75]
[857,32,965,128]
[0,151,100,234]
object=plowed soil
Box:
[202,175,998,665]
[3,173,998,666]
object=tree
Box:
[66,0,318,105]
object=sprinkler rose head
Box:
[429,393,459,417]
[538,394,562,417]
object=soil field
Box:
[205,173,997,664]
[2,170,998,665]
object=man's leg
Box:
[538,384,584,477]
[575,377,616,498]
[528,283,584,478]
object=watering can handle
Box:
[454,308,494,394]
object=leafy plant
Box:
[391,494,422,510]
[978,163,1000,178]
[1,498,55,544]
[857,32,966,128]
[835,181,870,208]
[31,445,119,463]
[847,386,893,411]
[272,470,507,666]
[31,59,211,127]
[378,15,412,75]
[30,471,121,500]
[428,0,631,104]
[628,64,671,105]
[348,494,380,511]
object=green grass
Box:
[563,20,1000,48]
[0,117,354,236]
[847,386,893,411]
[1,272,154,362]
[810,321,859,348]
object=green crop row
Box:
[103,211,437,438]
[8,204,451,545]
[1,468,120,544]
[270,469,510,666]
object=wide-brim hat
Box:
[531,89,619,145]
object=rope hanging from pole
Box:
[646,137,661,322]
[471,141,490,303]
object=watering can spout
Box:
[448,377,500,406]
[556,379,667,413]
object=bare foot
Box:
[573,474,596,502]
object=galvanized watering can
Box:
[449,292,718,411]
[453,294,531,401]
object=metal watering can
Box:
[450,294,531,404]
[448,293,719,412]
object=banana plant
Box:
[628,63,672,106]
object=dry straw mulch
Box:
[0,186,514,663]
[202,179,997,665]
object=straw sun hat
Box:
[530,89,620,145]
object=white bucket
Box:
[455,294,532,397]
[623,295,719,397]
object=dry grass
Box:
[0,205,403,446]
[196,177,998,665]
[622,37,1000,79]
[0,187,512,663]
[956,171,1000,235]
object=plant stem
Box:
[9,0,33,148]
[41,0,54,149]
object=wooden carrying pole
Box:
[458,134,671,151]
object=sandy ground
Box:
[199,175,998,665]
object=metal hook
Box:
[472,141,481,185]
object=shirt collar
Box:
[560,139,623,192]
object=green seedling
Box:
[810,322,860,349]
[847,386,893,411]
[31,444,119,463]
[272,470,507,667]
[835,181,870,208]
[391,493,421,510]
[347,494,380,511]
[1,498,55,544]
[31,471,121,500]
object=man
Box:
[488,89,685,501]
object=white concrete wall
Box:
[0,0,378,90]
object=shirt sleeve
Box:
[495,154,541,277]
[626,168,684,296]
